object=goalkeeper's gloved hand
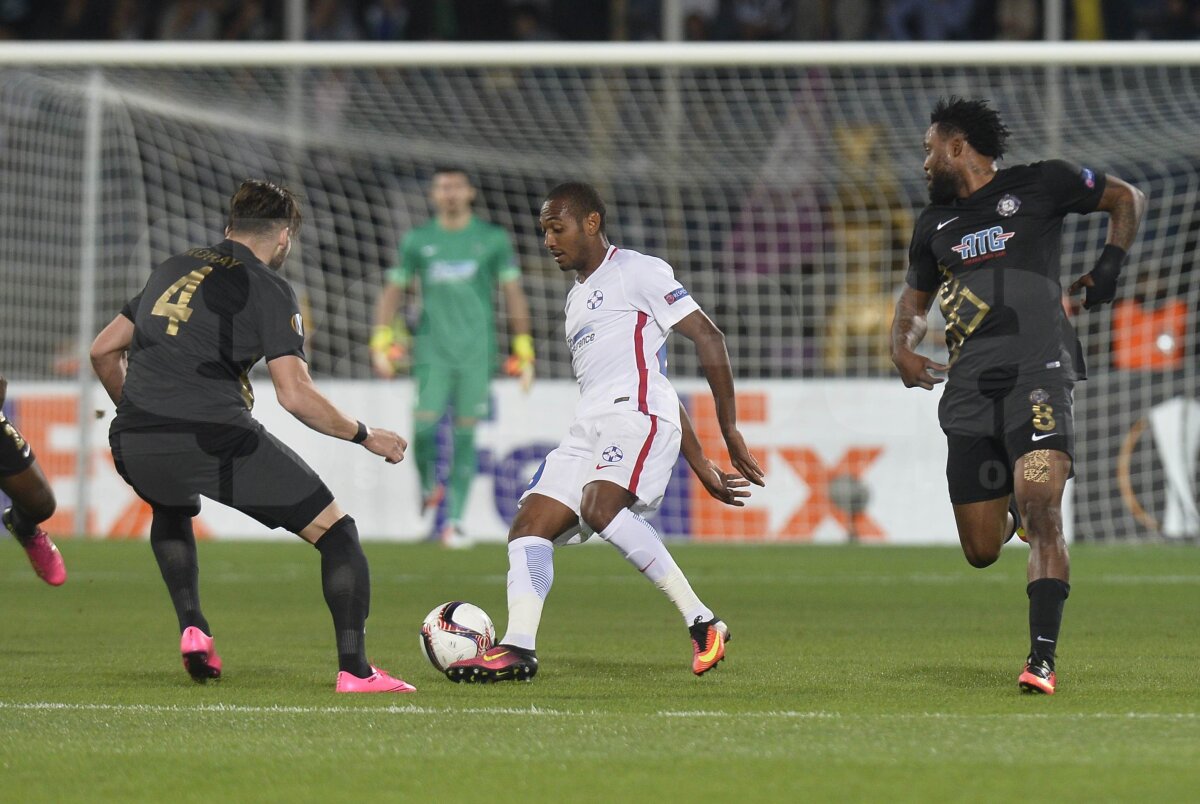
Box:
[1069,244,1127,310]
[370,323,409,378]
[504,333,535,392]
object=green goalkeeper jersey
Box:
[386,216,520,367]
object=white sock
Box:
[599,508,713,626]
[500,535,554,651]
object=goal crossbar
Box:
[0,41,1197,68]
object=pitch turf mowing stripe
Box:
[7,567,1196,585]
[3,702,1196,720]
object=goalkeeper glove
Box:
[1072,244,1127,310]
[505,333,536,391]
[370,322,410,376]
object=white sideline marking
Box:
[0,701,1195,721]
[0,702,576,717]
[656,711,1198,720]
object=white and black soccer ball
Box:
[419,601,495,672]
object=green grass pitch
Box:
[1,539,1198,802]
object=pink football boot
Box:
[4,509,66,587]
[335,665,416,693]
[180,626,222,682]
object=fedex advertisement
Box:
[1,379,986,544]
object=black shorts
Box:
[944,382,1076,505]
[110,422,333,532]
[0,410,35,477]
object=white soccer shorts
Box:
[519,410,682,545]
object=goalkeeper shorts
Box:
[413,360,491,420]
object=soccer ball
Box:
[419,602,495,672]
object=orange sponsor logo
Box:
[12,394,211,539]
[688,392,884,542]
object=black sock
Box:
[314,515,372,678]
[150,508,210,635]
[7,505,39,546]
[1027,578,1070,668]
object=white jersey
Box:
[563,245,700,428]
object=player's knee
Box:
[507,506,531,537]
[329,513,358,538]
[505,529,555,547]
[507,501,561,542]
[150,506,194,543]
[20,488,56,524]
[957,519,1002,567]
[1021,500,1063,543]
[412,416,437,435]
[298,500,348,543]
[963,543,1000,569]
[151,505,192,528]
[313,515,363,558]
[578,496,619,535]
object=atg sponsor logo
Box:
[664,287,690,305]
[951,226,1014,264]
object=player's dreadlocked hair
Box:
[545,181,606,233]
[227,179,302,236]
[930,97,1011,159]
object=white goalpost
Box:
[0,42,1195,541]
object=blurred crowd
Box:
[2,0,1199,42]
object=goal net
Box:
[1,45,1195,541]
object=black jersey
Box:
[906,160,1106,389]
[111,240,305,433]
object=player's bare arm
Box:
[502,278,535,390]
[1067,174,1147,309]
[370,282,407,378]
[501,278,531,340]
[678,401,752,507]
[890,286,948,390]
[671,308,764,487]
[1097,175,1148,250]
[90,314,135,404]
[267,354,407,463]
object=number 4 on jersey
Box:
[151,266,213,335]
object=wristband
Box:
[1084,244,1127,309]
[369,325,394,353]
[351,421,369,444]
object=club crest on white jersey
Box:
[562,246,700,427]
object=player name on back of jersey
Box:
[185,247,243,268]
